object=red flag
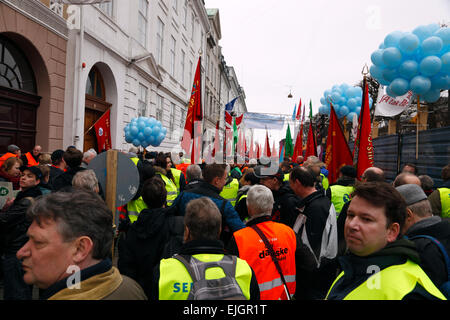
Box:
[212,120,220,158]
[354,78,374,178]
[292,124,303,160]
[263,131,271,157]
[181,57,203,163]
[225,111,233,159]
[304,122,317,159]
[94,109,111,152]
[325,103,353,184]
[295,98,302,120]
[249,135,255,159]
[256,143,261,159]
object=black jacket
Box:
[117,206,182,298]
[52,166,86,192]
[0,186,42,255]
[271,181,302,228]
[405,217,450,289]
[327,239,443,300]
[150,239,260,300]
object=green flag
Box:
[309,99,313,118]
[233,117,238,153]
[284,123,293,158]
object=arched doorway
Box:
[0,35,40,154]
[84,66,111,152]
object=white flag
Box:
[374,87,413,117]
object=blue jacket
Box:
[171,181,245,233]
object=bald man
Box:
[393,172,421,188]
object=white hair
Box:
[246,185,274,215]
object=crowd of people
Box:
[0,143,449,301]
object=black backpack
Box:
[173,254,247,300]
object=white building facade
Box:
[61,0,245,155]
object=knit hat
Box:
[395,184,427,206]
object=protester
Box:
[0,144,21,168]
[16,190,147,300]
[166,152,186,193]
[21,145,41,167]
[253,165,301,228]
[151,197,259,300]
[52,147,85,191]
[393,172,421,187]
[326,182,446,300]
[418,174,435,197]
[36,164,52,195]
[118,176,183,298]
[0,156,23,190]
[0,166,43,299]
[396,184,450,290]
[48,149,66,186]
[289,166,338,300]
[326,165,356,216]
[171,163,245,243]
[428,164,450,218]
[402,163,419,175]
[81,148,97,168]
[235,169,259,222]
[184,164,203,190]
[153,153,179,206]
[72,169,100,193]
[361,166,386,182]
[227,185,297,300]
[220,166,239,207]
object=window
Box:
[156,95,164,121]
[138,83,148,117]
[138,0,148,47]
[190,13,195,40]
[180,108,186,129]
[49,0,64,17]
[0,36,36,93]
[188,60,193,86]
[180,49,185,86]
[156,18,164,64]
[169,36,176,77]
[169,103,176,139]
[85,67,105,100]
[98,0,113,17]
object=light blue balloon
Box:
[441,52,450,74]
[382,68,399,82]
[369,97,373,108]
[421,36,444,56]
[137,132,145,142]
[149,136,156,146]
[319,106,326,114]
[386,85,398,97]
[413,25,433,42]
[382,47,403,67]
[426,23,440,35]
[384,30,404,48]
[347,112,357,123]
[161,127,167,135]
[144,126,152,137]
[398,33,420,54]
[398,60,419,79]
[355,107,361,116]
[138,121,146,131]
[347,98,357,109]
[371,49,385,67]
[430,73,448,90]
[125,132,133,143]
[130,125,139,137]
[370,64,384,80]
[410,75,432,94]
[389,78,410,96]
[320,97,326,105]
[152,126,160,136]
[132,139,141,147]
[149,117,157,126]
[339,106,349,118]
[419,56,442,76]
[434,27,450,46]
[422,89,441,103]
[355,97,362,106]
[331,91,341,103]
[158,133,165,142]
[141,140,149,148]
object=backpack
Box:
[409,234,450,299]
[173,254,247,300]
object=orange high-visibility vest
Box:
[0,153,18,168]
[233,219,297,300]
[25,152,39,167]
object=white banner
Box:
[242,112,286,130]
[374,87,413,117]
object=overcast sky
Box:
[204,0,449,118]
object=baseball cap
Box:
[20,165,43,181]
[395,184,427,206]
[7,144,20,153]
[253,165,284,180]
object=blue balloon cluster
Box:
[124,117,167,148]
[319,83,373,123]
[369,23,450,103]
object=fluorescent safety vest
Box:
[320,173,329,190]
[158,253,253,300]
[438,187,450,218]
[283,173,290,182]
[326,259,446,300]
[130,157,140,166]
[157,172,178,206]
[25,152,39,167]
[330,185,354,215]
[126,197,148,224]
[0,152,18,168]
[170,168,182,194]
[233,220,297,300]
[220,178,239,207]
